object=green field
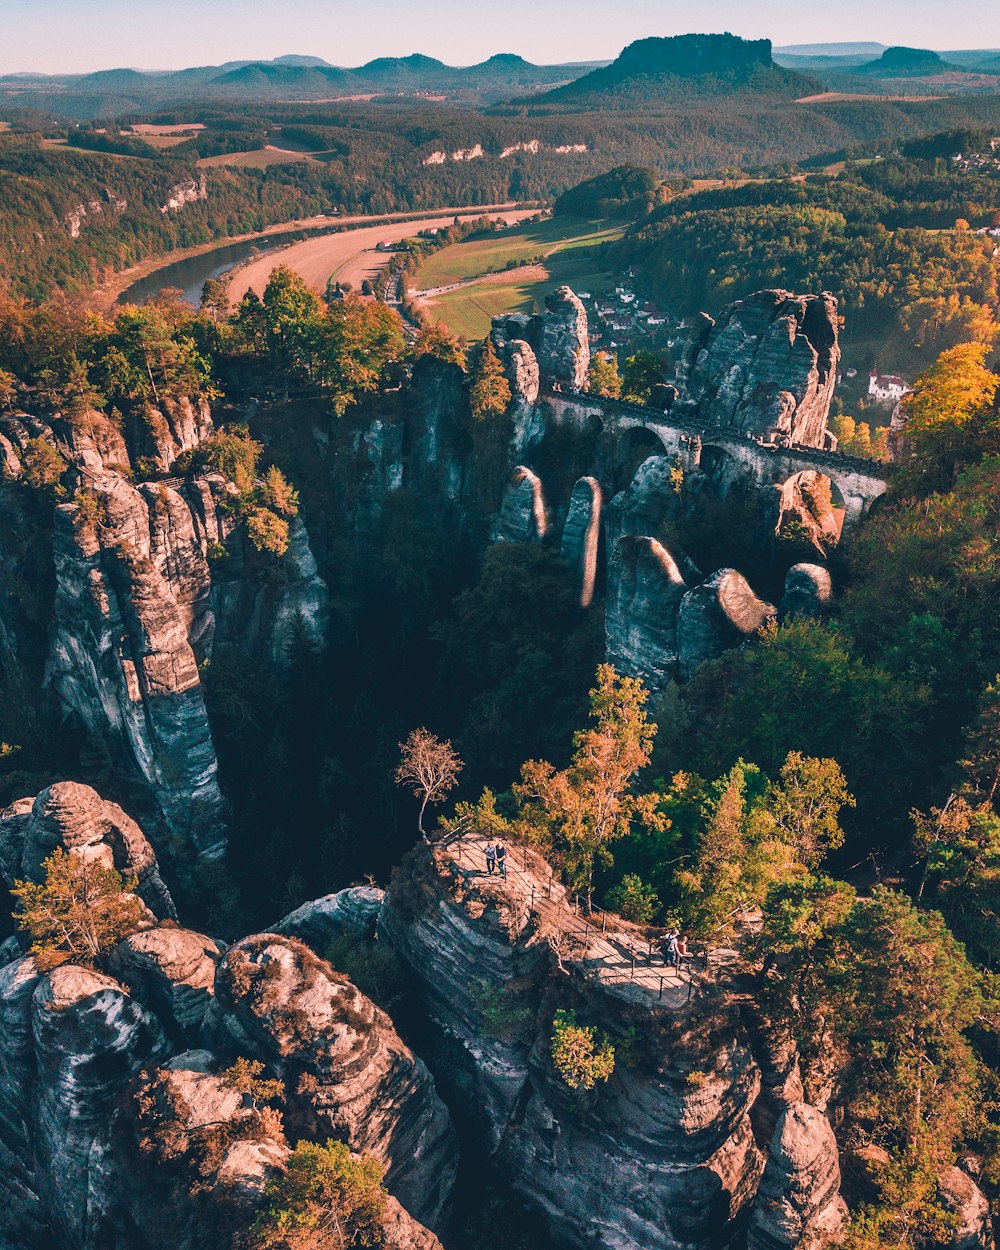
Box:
[414,217,621,289]
[415,216,623,340]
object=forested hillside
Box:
[614,154,1000,368]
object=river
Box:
[117,222,342,307]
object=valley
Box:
[0,20,999,1250]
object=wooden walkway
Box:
[440,833,705,1011]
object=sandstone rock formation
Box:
[605,535,687,689]
[539,286,590,389]
[48,486,227,861]
[937,1167,996,1250]
[212,933,457,1229]
[0,781,176,920]
[0,401,328,865]
[748,1102,847,1250]
[0,873,456,1250]
[780,563,833,620]
[560,476,602,607]
[381,839,768,1250]
[680,290,840,448]
[272,884,384,951]
[493,465,548,543]
[677,569,777,680]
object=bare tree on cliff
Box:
[396,728,463,840]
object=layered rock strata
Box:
[680,290,840,448]
[381,838,768,1250]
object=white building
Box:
[869,370,909,404]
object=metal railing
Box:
[445,832,705,1004]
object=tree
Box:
[413,322,466,368]
[587,351,621,399]
[620,351,666,404]
[221,1057,283,1109]
[20,436,66,492]
[469,336,511,423]
[316,296,405,415]
[514,665,665,907]
[245,508,291,557]
[251,1140,388,1249]
[550,1008,615,1091]
[395,727,463,838]
[0,368,17,413]
[200,278,230,326]
[262,265,323,390]
[759,877,981,1162]
[12,848,146,967]
[897,343,999,493]
[606,873,659,924]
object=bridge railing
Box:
[540,384,889,476]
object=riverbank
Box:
[92,202,536,310]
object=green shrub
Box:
[606,873,659,924]
[550,1008,615,1091]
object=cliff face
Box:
[380,838,769,1250]
[0,790,454,1250]
[680,290,840,449]
[0,401,327,866]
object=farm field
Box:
[227,207,534,303]
[198,145,320,168]
[412,216,622,339]
[412,216,620,290]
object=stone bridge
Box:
[541,387,889,528]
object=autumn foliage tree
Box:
[468,336,511,423]
[250,1140,388,1249]
[514,665,665,907]
[12,848,147,968]
[395,727,463,838]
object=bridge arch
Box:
[615,425,671,489]
[696,443,749,499]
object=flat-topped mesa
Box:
[380,834,767,1250]
[680,290,841,449]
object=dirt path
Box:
[227,208,535,303]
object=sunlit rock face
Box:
[381,839,769,1250]
[0,865,453,1250]
[680,290,840,448]
[747,1103,848,1250]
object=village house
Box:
[869,369,909,404]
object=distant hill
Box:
[857,46,959,77]
[272,55,333,68]
[530,33,817,105]
[774,41,887,57]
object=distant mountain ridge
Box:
[530,33,818,105]
[0,52,600,115]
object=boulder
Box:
[0,781,176,920]
[937,1166,995,1250]
[780,563,833,620]
[272,885,384,952]
[747,1103,847,1250]
[677,569,776,679]
[109,925,224,1045]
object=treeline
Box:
[615,155,1000,364]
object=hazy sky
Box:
[1,0,999,74]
